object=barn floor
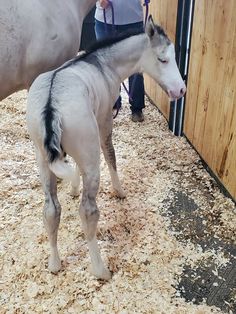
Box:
[0,90,236,314]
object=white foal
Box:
[26,16,186,280]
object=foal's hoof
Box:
[48,256,61,274]
[114,189,126,199]
[70,186,80,197]
[91,266,112,280]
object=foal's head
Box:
[142,16,186,100]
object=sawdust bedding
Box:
[0,89,235,314]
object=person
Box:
[95,0,145,122]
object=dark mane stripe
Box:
[84,29,144,55]
[48,29,145,81]
[60,29,145,68]
[42,29,145,162]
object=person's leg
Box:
[127,22,145,121]
[95,20,122,111]
[94,20,111,40]
[129,73,145,121]
[80,23,97,51]
[116,22,145,121]
[95,19,114,40]
[80,7,96,51]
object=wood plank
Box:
[184,0,236,200]
[200,0,235,167]
[183,1,205,142]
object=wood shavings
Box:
[0,89,234,313]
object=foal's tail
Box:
[42,94,76,183]
[42,96,62,163]
[49,159,78,185]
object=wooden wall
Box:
[144,0,178,119]
[146,0,236,200]
[184,0,236,200]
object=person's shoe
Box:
[131,111,144,122]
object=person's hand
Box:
[99,0,110,9]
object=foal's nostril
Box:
[180,87,186,96]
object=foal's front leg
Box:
[100,123,126,198]
[37,151,61,273]
[70,164,80,197]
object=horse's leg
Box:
[79,167,111,280]
[62,110,111,279]
[70,133,111,279]
[70,164,80,197]
[100,121,126,198]
[36,150,61,273]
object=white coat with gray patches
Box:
[26,16,186,280]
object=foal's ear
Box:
[146,15,156,39]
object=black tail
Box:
[42,74,62,163]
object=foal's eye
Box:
[158,58,168,64]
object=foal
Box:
[27,16,186,280]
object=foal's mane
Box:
[52,30,144,74]
[76,29,144,63]
[85,29,144,54]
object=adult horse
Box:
[0,0,96,101]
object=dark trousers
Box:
[80,7,97,51]
[95,20,145,113]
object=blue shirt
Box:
[95,0,144,25]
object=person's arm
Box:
[99,0,110,9]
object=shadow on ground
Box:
[165,190,236,313]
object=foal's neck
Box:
[101,33,148,83]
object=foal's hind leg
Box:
[36,150,61,273]
[72,141,111,279]
[100,123,126,198]
[78,165,111,280]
